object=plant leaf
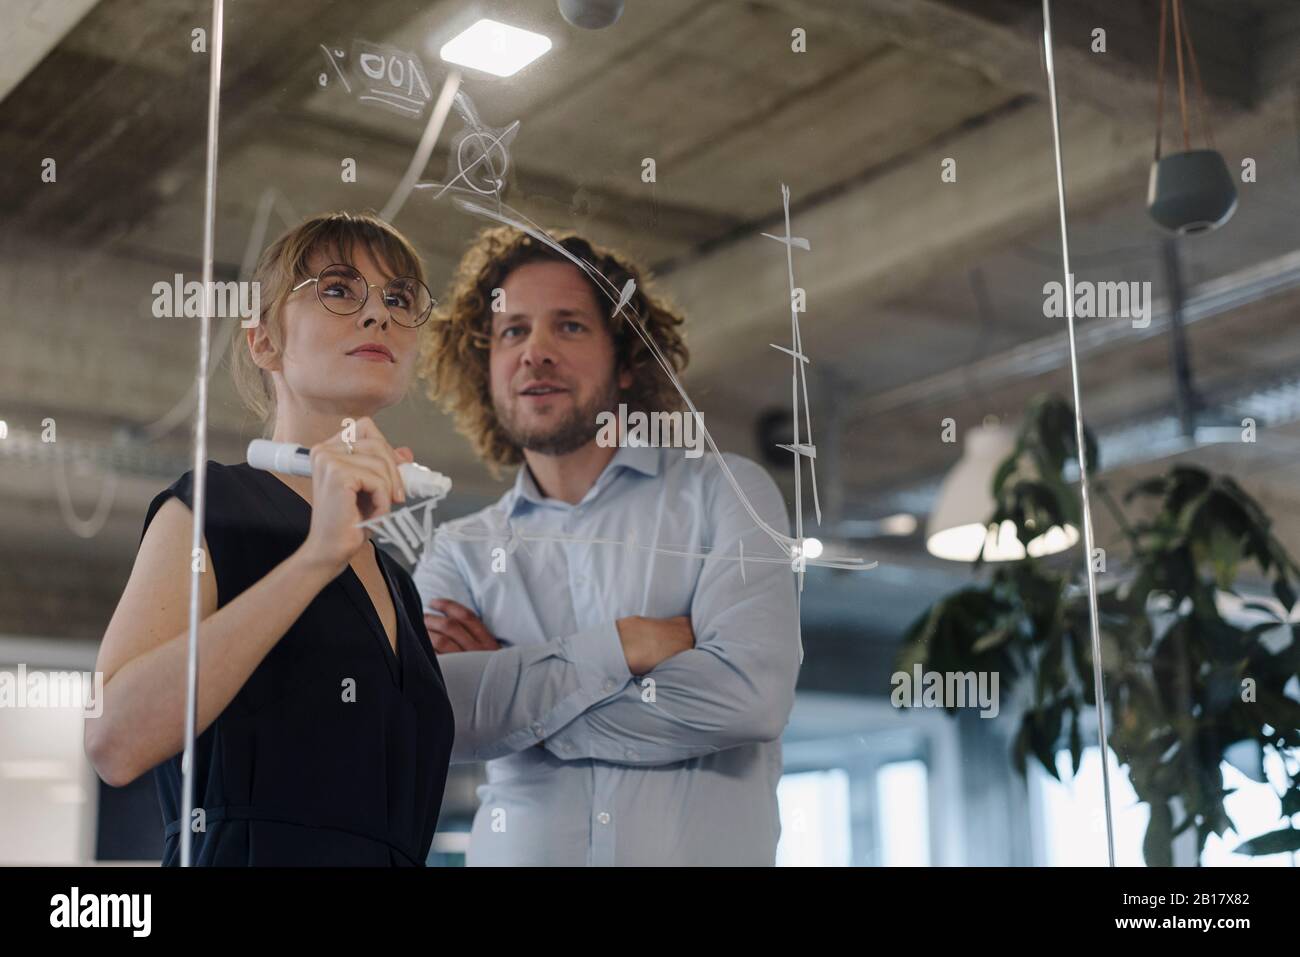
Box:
[1069,707,1082,776]
[1234,827,1300,856]
[1274,577,1298,615]
[1281,786,1300,818]
[1143,800,1173,866]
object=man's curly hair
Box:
[418,226,689,474]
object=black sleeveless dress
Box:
[139,460,455,866]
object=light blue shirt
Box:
[412,443,801,866]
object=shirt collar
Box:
[506,444,662,517]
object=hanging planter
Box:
[1146,0,1237,234]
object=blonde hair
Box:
[230,211,427,433]
[417,226,689,475]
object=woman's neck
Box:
[264,403,376,504]
[269,407,354,449]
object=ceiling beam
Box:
[0,0,101,102]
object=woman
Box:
[85,212,454,866]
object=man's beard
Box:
[497,374,619,457]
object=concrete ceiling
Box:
[3,0,1300,645]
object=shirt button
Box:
[531,722,544,737]
[624,747,637,760]
[597,812,611,825]
[560,741,573,752]
[603,678,617,692]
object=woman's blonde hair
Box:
[230,211,427,434]
[417,226,689,475]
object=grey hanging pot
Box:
[1147,148,1237,234]
[1147,0,1234,234]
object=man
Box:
[413,226,800,866]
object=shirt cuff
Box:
[486,624,631,759]
[562,619,632,699]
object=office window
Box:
[776,768,852,866]
[877,759,930,866]
[1033,746,1148,866]
[1035,745,1299,866]
[1200,750,1299,867]
[0,668,98,864]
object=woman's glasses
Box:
[292,263,435,328]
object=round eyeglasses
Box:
[291,263,435,328]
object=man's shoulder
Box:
[658,449,786,529]
[428,488,516,554]
[443,494,515,531]
[665,448,777,493]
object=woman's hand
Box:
[299,416,411,577]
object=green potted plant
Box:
[896,393,1300,864]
